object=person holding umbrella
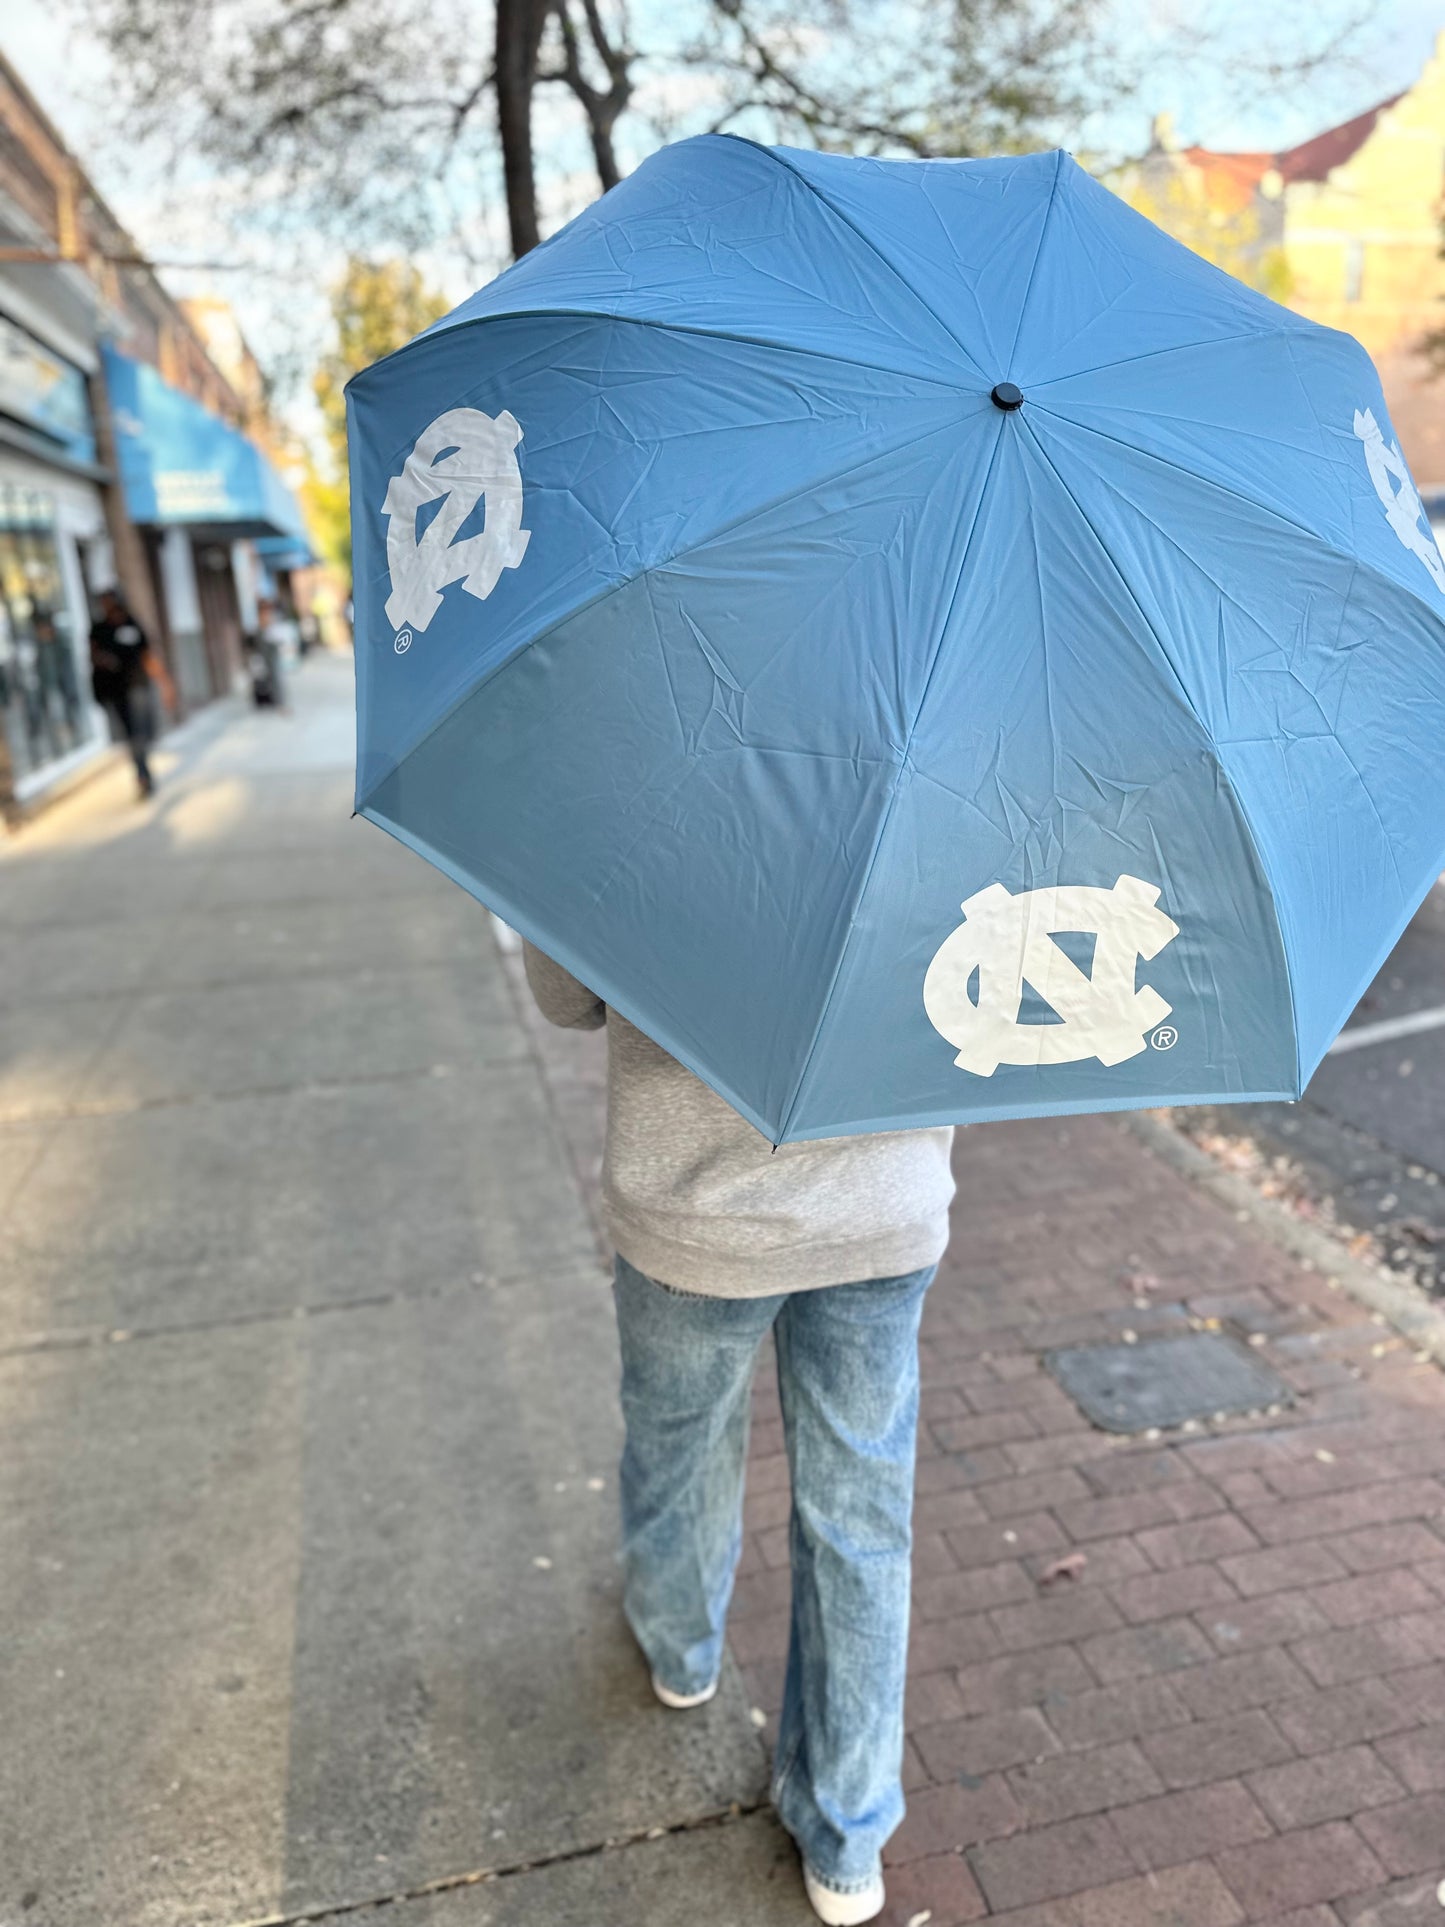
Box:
[348,138,1445,1922]
[524,940,953,1923]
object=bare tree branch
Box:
[72,0,1378,287]
[550,0,633,188]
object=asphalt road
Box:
[1197,873,1445,1298]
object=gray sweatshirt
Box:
[523,943,956,1297]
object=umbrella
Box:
[347,138,1445,1143]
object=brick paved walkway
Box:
[508,964,1445,1927]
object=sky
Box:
[1093,0,1444,153]
[4,0,1444,450]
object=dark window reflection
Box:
[0,485,96,783]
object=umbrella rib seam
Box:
[1028,399,1445,624]
[1017,418,1303,1094]
[1002,147,1065,375]
[772,416,1010,1143]
[349,306,982,417]
[738,137,990,385]
[1026,327,1289,391]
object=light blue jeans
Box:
[613,1253,935,1892]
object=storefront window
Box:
[0,484,96,786]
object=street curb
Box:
[1124,1110,1445,1367]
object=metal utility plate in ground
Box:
[1044,1331,1293,1434]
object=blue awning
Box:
[102,345,309,543]
[255,533,317,570]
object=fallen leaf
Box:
[1038,1552,1087,1586]
[1121,1270,1162,1295]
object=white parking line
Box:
[1328,1004,1445,1055]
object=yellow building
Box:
[1122,33,1445,482]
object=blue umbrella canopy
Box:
[348,137,1445,1143]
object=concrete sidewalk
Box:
[7,656,1445,1927]
[0,655,808,1927]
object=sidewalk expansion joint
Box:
[222,1799,769,1927]
[0,953,522,1016]
[0,1055,532,1128]
[0,1262,609,1359]
[0,881,470,936]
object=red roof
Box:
[1179,147,1273,213]
[1275,93,1403,182]
[1176,92,1403,208]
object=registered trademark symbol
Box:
[394,629,413,654]
[1150,1025,1178,1051]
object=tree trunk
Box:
[495,0,548,256]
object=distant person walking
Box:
[253,597,297,712]
[89,590,169,799]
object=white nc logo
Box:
[1354,406,1445,594]
[382,407,531,634]
[923,875,1179,1077]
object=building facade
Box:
[1117,34,1445,485]
[0,51,310,812]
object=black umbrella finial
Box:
[991,382,1024,411]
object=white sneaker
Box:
[803,1864,885,1925]
[650,1671,719,1709]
